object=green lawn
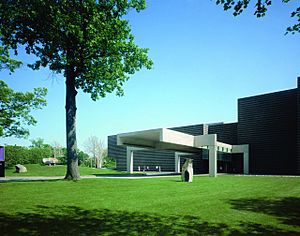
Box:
[0,175,299,235]
[5,164,123,176]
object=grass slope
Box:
[5,164,121,176]
[0,175,299,235]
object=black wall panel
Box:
[170,124,204,136]
[238,89,297,175]
[297,78,300,174]
[108,135,127,171]
[108,135,180,172]
[208,123,238,144]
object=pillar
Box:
[126,147,133,174]
[209,145,217,177]
[243,145,249,175]
[175,152,180,173]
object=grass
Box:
[0,175,299,235]
[4,164,123,177]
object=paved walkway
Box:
[0,176,65,182]
[1,173,298,183]
[0,173,184,182]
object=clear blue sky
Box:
[1,0,299,150]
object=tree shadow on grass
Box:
[0,205,298,236]
[229,197,300,227]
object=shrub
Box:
[103,156,116,169]
[4,145,90,168]
[30,147,52,164]
[4,145,52,167]
[4,145,30,167]
[77,150,89,166]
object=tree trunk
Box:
[64,66,80,180]
[99,158,102,169]
[96,157,101,169]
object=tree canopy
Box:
[0,0,153,180]
[0,80,47,138]
[0,0,153,99]
[216,0,300,34]
[30,137,51,149]
[0,44,47,138]
[0,46,22,73]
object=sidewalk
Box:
[0,176,65,182]
[2,173,296,183]
[0,173,184,182]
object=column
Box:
[243,145,249,175]
[126,147,133,174]
[209,145,217,177]
[175,152,180,173]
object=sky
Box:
[0,0,299,150]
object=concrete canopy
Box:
[117,128,249,177]
[117,128,200,153]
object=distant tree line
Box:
[5,145,52,167]
[4,138,114,169]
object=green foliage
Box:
[103,156,116,169]
[4,145,52,167]
[215,0,300,34]
[54,148,89,166]
[56,147,67,165]
[30,138,46,148]
[4,145,30,167]
[30,137,52,149]
[0,45,22,73]
[0,40,47,139]
[0,0,153,100]
[0,81,48,138]
[29,147,52,163]
[77,150,89,166]
[287,6,300,34]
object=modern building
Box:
[108,77,300,176]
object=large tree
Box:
[0,46,47,138]
[215,0,300,34]
[0,0,153,180]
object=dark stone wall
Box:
[170,124,204,136]
[132,150,176,172]
[297,77,300,174]
[180,153,208,174]
[108,135,127,171]
[238,89,298,175]
[169,124,205,173]
[108,135,180,172]
[208,123,238,144]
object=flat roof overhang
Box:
[116,128,249,176]
[117,128,201,153]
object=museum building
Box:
[108,78,300,176]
